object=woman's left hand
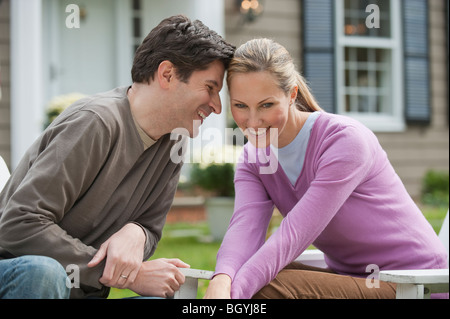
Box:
[204,274,232,299]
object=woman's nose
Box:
[246,112,263,129]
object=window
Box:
[335,0,404,131]
[343,0,391,38]
[132,0,143,54]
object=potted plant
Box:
[190,144,242,241]
[44,92,86,129]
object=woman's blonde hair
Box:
[227,38,322,112]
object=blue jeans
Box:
[0,255,71,299]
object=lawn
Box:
[107,204,448,299]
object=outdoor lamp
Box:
[236,0,264,23]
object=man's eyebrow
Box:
[206,80,219,87]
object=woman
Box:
[204,38,447,299]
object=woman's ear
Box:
[157,60,175,89]
[290,86,298,105]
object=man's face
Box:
[171,60,225,137]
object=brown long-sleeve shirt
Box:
[0,87,185,298]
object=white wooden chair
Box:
[0,156,10,193]
[379,211,449,299]
[294,210,449,299]
[177,210,449,299]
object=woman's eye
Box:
[262,103,273,108]
[234,103,246,108]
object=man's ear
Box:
[157,60,175,89]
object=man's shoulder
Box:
[79,87,130,121]
[51,87,131,130]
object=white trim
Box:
[340,36,397,48]
[335,0,404,132]
[10,0,44,168]
[43,0,61,103]
[114,0,133,87]
[191,0,227,144]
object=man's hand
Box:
[127,258,190,298]
[87,223,146,288]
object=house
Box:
[0,0,448,200]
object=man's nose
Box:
[209,93,222,114]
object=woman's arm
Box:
[230,126,375,299]
[208,150,274,298]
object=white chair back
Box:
[0,156,10,193]
[438,210,449,266]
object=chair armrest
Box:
[379,269,449,285]
[179,268,214,280]
[379,269,449,299]
[174,268,214,299]
[295,249,327,269]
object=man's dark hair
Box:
[131,15,235,84]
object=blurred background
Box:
[0,0,448,298]
[0,0,448,198]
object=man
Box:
[0,15,235,299]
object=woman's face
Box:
[229,71,297,148]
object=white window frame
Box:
[335,0,405,132]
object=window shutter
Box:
[302,0,335,113]
[403,0,430,123]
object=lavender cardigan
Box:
[215,112,447,299]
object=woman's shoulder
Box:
[315,112,367,131]
[311,112,382,162]
[313,112,377,143]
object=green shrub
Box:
[189,145,242,197]
[421,170,449,207]
[190,162,235,197]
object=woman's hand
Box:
[87,223,146,288]
[204,274,232,299]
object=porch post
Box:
[10,0,44,168]
[191,0,228,145]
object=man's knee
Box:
[1,255,71,299]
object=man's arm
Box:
[133,160,183,260]
[87,223,146,288]
[0,112,112,297]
